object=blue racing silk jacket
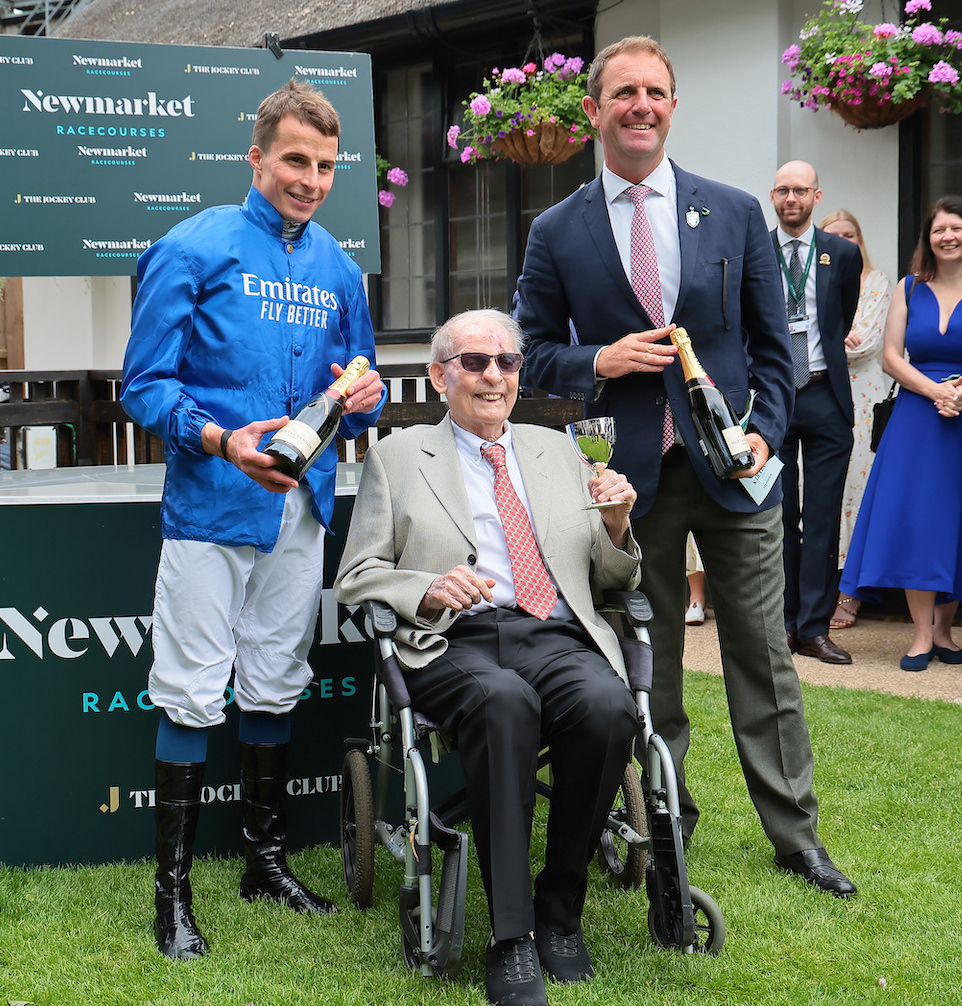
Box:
[121,185,384,550]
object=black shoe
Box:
[239,742,337,914]
[775,847,857,898]
[535,925,593,983]
[794,635,852,664]
[485,933,547,1006]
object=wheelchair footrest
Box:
[400,821,469,979]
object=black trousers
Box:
[781,379,854,639]
[404,609,637,941]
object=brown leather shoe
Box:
[794,634,851,664]
[786,631,797,653]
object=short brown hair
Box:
[251,78,340,152]
[587,36,676,102]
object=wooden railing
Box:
[0,366,581,469]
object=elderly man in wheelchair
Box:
[334,309,642,1006]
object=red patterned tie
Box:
[626,183,675,455]
[481,443,558,620]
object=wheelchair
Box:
[339,591,725,979]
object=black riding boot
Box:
[238,742,337,913]
[154,760,208,959]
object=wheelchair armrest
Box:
[363,599,398,637]
[600,589,653,627]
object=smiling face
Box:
[930,210,962,267]
[582,50,676,183]
[249,113,338,224]
[429,320,520,441]
[771,161,822,237]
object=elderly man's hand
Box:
[418,566,497,616]
[588,467,636,549]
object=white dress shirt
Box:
[775,223,826,373]
[602,158,681,323]
[450,419,574,621]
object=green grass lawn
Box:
[3,671,962,1006]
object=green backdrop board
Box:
[0,464,460,868]
[0,35,379,275]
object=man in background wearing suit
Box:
[770,162,862,665]
[516,36,855,897]
[335,309,642,1006]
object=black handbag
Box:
[869,274,916,453]
[870,383,896,452]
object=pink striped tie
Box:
[626,183,674,455]
[481,443,558,620]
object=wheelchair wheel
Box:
[597,762,648,887]
[688,886,725,955]
[648,885,725,955]
[340,748,375,909]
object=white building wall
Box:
[20,275,131,370]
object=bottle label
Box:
[721,424,751,456]
[269,419,322,458]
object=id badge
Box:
[787,314,810,336]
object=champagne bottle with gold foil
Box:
[669,328,754,478]
[265,356,370,480]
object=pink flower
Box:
[929,60,960,85]
[904,0,931,13]
[386,167,408,186]
[873,22,898,38]
[522,62,537,74]
[782,44,801,70]
[869,62,893,78]
[446,124,461,148]
[945,29,962,49]
[560,56,584,79]
[912,23,942,45]
[500,67,527,84]
[781,79,794,94]
[544,52,566,72]
[377,190,395,207]
[460,147,475,163]
[469,95,492,115]
[525,129,535,135]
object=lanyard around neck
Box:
[777,238,816,306]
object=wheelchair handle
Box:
[364,599,398,637]
[601,589,653,627]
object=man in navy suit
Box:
[516,35,855,897]
[770,161,862,665]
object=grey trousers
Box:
[632,448,820,855]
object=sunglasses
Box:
[440,352,524,374]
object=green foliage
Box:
[3,673,962,1004]
[781,0,962,116]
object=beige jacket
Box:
[334,415,641,681]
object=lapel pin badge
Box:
[819,252,831,265]
[686,206,700,229]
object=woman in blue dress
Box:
[840,195,962,671]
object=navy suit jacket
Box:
[770,227,862,425]
[517,162,794,516]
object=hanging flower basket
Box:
[447,53,594,165]
[828,89,928,128]
[490,120,583,166]
[780,0,962,129]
